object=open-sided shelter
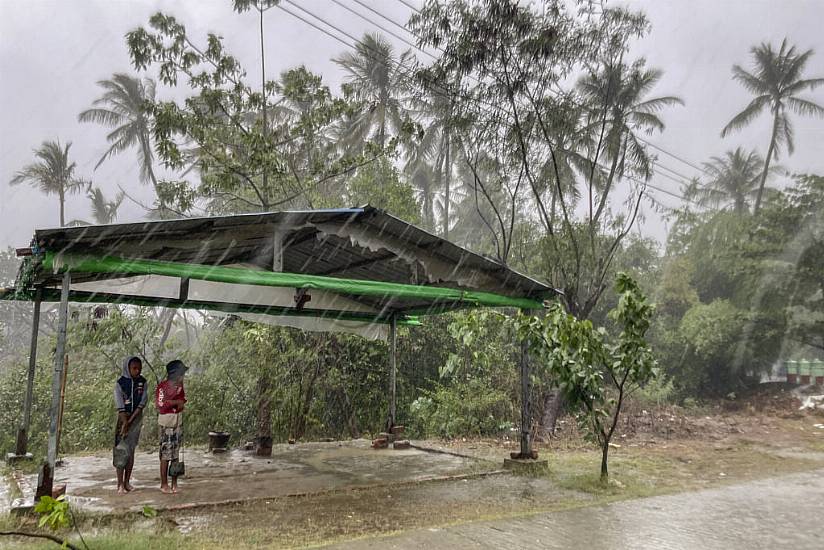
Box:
[3,207,555,491]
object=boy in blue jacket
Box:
[114,356,147,494]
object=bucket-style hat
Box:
[165,359,188,378]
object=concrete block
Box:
[5,452,33,465]
[503,458,549,475]
[10,497,34,514]
[390,425,405,436]
[392,440,411,450]
[371,437,388,449]
[510,450,539,460]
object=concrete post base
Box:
[503,458,549,474]
[5,452,33,465]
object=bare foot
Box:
[160,485,173,494]
[117,486,127,495]
[172,486,179,494]
[125,483,135,492]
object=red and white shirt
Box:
[155,380,186,414]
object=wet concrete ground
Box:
[328,468,824,549]
[17,440,491,513]
[0,474,9,515]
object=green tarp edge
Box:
[40,252,545,311]
[0,287,420,326]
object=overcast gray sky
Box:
[1,0,823,251]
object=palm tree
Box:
[78,73,158,190]
[403,133,437,230]
[685,148,767,213]
[413,88,464,238]
[721,39,824,213]
[10,140,88,226]
[333,33,413,150]
[88,188,125,224]
[577,61,683,225]
[579,61,684,181]
[67,188,125,226]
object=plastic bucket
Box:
[208,431,231,450]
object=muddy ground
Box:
[3,383,824,549]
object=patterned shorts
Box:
[159,425,182,462]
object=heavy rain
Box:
[1,1,823,548]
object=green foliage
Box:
[344,157,421,223]
[403,310,520,438]
[126,12,364,215]
[634,375,676,407]
[78,73,158,189]
[442,310,517,379]
[517,273,657,480]
[411,0,680,320]
[333,32,414,150]
[657,204,787,396]
[679,300,742,360]
[408,378,514,438]
[34,495,70,530]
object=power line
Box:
[654,170,691,191]
[654,161,695,184]
[286,0,698,207]
[279,0,700,210]
[390,0,713,181]
[638,136,710,176]
[276,2,357,51]
[330,0,436,60]
[359,2,702,196]
[396,0,422,14]
[351,0,433,51]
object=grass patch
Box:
[546,439,824,506]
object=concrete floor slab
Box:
[17,439,492,513]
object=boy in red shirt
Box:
[155,360,187,494]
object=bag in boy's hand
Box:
[167,460,185,477]
[112,440,130,469]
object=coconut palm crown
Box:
[10,140,89,227]
[721,39,824,213]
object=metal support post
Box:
[46,272,70,470]
[272,230,284,272]
[389,314,397,428]
[519,336,532,458]
[15,288,42,456]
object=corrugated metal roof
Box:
[23,206,555,314]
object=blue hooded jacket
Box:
[114,356,148,416]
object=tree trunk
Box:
[255,369,274,456]
[754,110,780,214]
[59,188,65,227]
[443,134,451,239]
[157,310,175,351]
[540,389,565,438]
[600,438,609,481]
[292,358,321,440]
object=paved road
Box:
[327,469,824,549]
